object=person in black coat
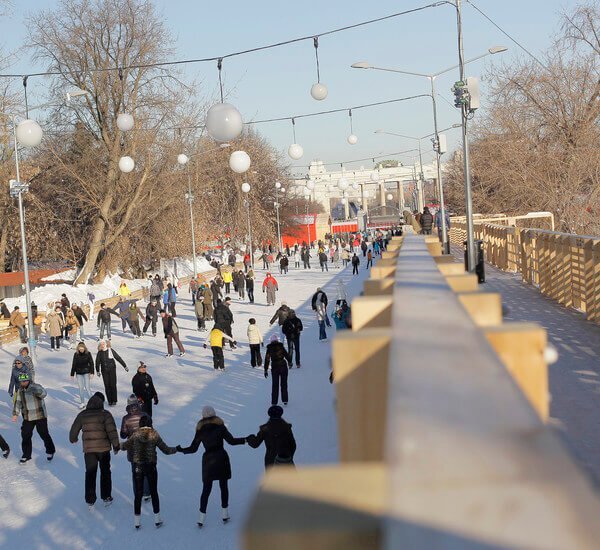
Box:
[245,274,255,303]
[282,310,303,368]
[420,206,434,235]
[247,405,296,468]
[264,335,291,406]
[213,298,234,348]
[143,299,159,336]
[177,406,246,527]
[96,340,129,406]
[131,362,158,417]
[71,342,95,408]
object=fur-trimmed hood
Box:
[196,415,224,431]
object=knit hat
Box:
[268,405,283,419]
[139,415,153,428]
[281,301,287,306]
[127,394,138,406]
[202,405,216,419]
[17,372,30,383]
[93,391,105,402]
[270,334,279,343]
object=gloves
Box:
[154,397,159,405]
[264,371,268,378]
[203,343,207,349]
[176,445,183,453]
[124,367,129,372]
[113,448,119,456]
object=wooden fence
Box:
[243,235,600,548]
[449,221,600,325]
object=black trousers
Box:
[366,259,373,269]
[211,346,225,370]
[21,418,55,459]
[224,282,231,293]
[50,336,61,349]
[271,365,289,405]
[249,344,262,367]
[197,317,206,330]
[169,303,177,317]
[352,264,359,274]
[140,398,153,417]
[286,335,301,366]
[320,261,328,272]
[84,451,112,504]
[0,433,9,452]
[143,317,157,335]
[131,462,151,498]
[133,463,159,515]
[101,367,118,405]
[129,319,142,336]
[247,288,254,303]
[200,479,229,513]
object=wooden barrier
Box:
[244,235,600,549]
[450,220,600,327]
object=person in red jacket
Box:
[262,272,279,306]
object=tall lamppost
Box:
[177,143,230,277]
[274,181,283,252]
[241,182,253,267]
[352,46,507,255]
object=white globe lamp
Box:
[116,113,134,132]
[337,177,349,191]
[281,187,286,192]
[370,170,380,182]
[206,102,243,142]
[306,180,315,190]
[177,153,189,166]
[119,156,135,173]
[347,134,358,145]
[310,82,328,101]
[387,193,393,200]
[352,182,359,190]
[275,181,281,189]
[16,119,43,147]
[229,150,251,174]
[288,143,304,160]
[303,186,311,195]
[241,182,251,193]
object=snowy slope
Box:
[0,259,373,549]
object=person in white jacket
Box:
[247,318,264,368]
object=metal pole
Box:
[455,0,475,271]
[417,139,425,209]
[12,119,36,355]
[430,77,450,254]
[275,186,282,252]
[246,199,253,268]
[187,169,198,277]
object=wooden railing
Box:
[243,235,600,548]
[449,221,600,325]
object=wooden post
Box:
[484,323,548,420]
[351,296,393,331]
[332,329,392,461]
[371,265,396,280]
[363,278,395,296]
[458,292,503,327]
[243,464,386,550]
[444,274,479,292]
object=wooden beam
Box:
[363,278,395,296]
[458,292,503,327]
[484,323,548,420]
[381,250,399,260]
[243,464,386,550]
[444,274,479,292]
[437,263,466,276]
[333,329,391,462]
[351,296,393,330]
[371,265,396,280]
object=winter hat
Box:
[268,405,283,419]
[93,392,105,403]
[139,415,153,428]
[127,394,138,406]
[202,406,216,419]
[281,301,287,306]
[270,334,279,343]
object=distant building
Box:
[291,160,438,222]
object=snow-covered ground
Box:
[0,259,372,549]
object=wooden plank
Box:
[370,265,396,280]
[351,297,393,331]
[444,274,479,292]
[381,251,399,260]
[333,329,391,461]
[437,263,465,276]
[244,464,386,550]
[457,292,503,327]
[363,278,395,296]
[484,323,548,421]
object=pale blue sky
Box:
[0,0,575,174]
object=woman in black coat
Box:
[177,406,246,527]
[96,340,129,406]
[247,405,296,468]
[131,362,158,417]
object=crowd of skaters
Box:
[1,231,389,530]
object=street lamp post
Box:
[352,46,507,256]
[275,181,283,252]
[242,182,253,268]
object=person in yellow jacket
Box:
[203,327,236,371]
[222,270,233,294]
[118,282,132,297]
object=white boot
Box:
[222,507,230,523]
[197,511,205,528]
[154,513,163,528]
[134,515,141,529]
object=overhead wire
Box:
[0,2,449,80]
